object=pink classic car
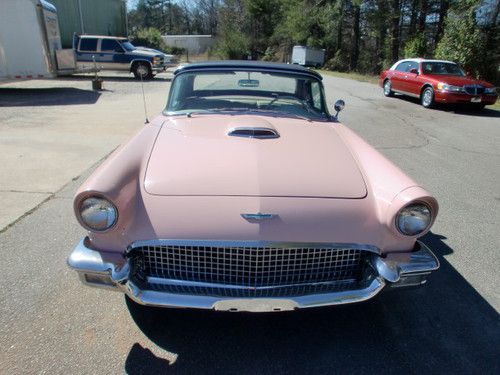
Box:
[68,61,439,312]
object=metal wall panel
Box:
[50,0,127,48]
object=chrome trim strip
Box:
[146,276,358,291]
[126,239,381,255]
[124,277,385,311]
[392,89,420,98]
[241,213,276,220]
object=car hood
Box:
[144,115,367,198]
[129,49,160,58]
[426,75,493,87]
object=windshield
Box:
[119,40,136,51]
[165,70,330,121]
[422,62,465,76]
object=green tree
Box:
[435,0,485,77]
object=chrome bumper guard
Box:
[67,238,439,312]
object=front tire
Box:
[421,87,434,108]
[133,62,153,80]
[383,80,394,97]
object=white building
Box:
[162,35,215,55]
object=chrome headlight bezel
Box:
[395,202,433,237]
[437,82,463,93]
[77,195,118,232]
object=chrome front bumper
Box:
[67,238,439,312]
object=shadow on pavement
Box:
[124,232,499,374]
[63,74,173,82]
[125,343,172,374]
[0,87,100,107]
[392,94,500,117]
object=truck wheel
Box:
[133,63,152,79]
[383,80,394,97]
[421,87,434,108]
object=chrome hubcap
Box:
[384,81,391,94]
[137,65,148,76]
[423,90,432,106]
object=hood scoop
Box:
[228,127,279,139]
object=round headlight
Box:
[396,203,432,236]
[79,197,117,231]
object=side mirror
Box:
[409,68,419,75]
[333,99,345,120]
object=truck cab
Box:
[73,35,173,79]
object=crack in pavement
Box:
[1,189,54,194]
[0,149,116,234]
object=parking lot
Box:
[0,72,499,374]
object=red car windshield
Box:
[422,62,465,76]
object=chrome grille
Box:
[130,245,369,295]
[464,85,484,95]
[148,279,368,298]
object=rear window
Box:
[79,38,98,52]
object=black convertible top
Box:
[174,60,323,80]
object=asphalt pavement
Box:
[0,72,499,374]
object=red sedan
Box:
[379,59,498,110]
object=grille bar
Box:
[131,245,368,291]
[464,85,484,95]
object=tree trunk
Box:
[418,0,429,33]
[434,0,449,46]
[409,0,419,36]
[391,0,401,61]
[337,0,345,52]
[350,4,361,70]
[377,0,388,71]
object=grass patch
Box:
[488,101,500,110]
[316,70,379,85]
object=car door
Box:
[401,61,421,96]
[76,37,98,70]
[99,39,129,71]
[390,61,409,92]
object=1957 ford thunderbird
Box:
[68,61,439,312]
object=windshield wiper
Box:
[178,107,316,122]
[185,108,251,117]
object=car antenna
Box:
[140,74,149,124]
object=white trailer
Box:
[0,0,84,81]
[291,46,326,68]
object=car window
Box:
[193,72,296,93]
[310,81,323,111]
[79,38,98,52]
[422,62,465,76]
[167,71,330,121]
[101,39,121,52]
[406,61,419,72]
[395,62,409,72]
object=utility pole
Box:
[168,0,173,33]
